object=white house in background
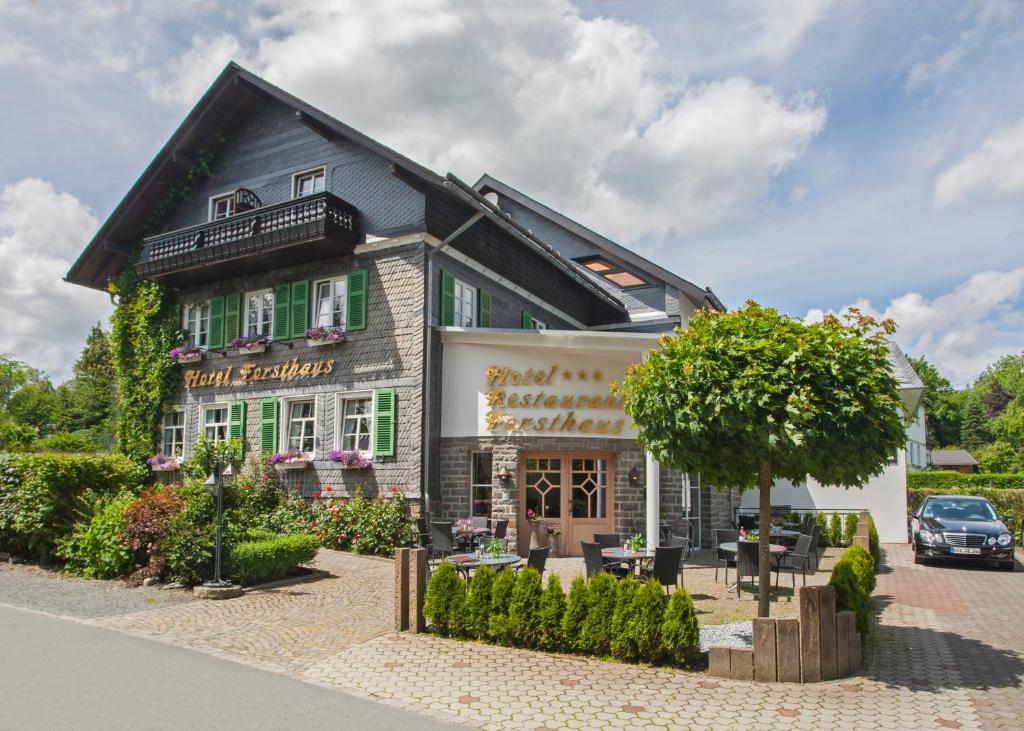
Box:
[739,341,926,543]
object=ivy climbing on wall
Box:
[109,139,223,463]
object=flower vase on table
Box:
[526,508,547,550]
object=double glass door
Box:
[521,453,614,556]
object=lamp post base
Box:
[194,584,243,600]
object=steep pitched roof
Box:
[474,174,725,312]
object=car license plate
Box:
[950,547,981,555]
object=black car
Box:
[909,495,1015,570]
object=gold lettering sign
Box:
[482,364,627,436]
[184,358,335,389]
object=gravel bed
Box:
[0,562,194,619]
[699,620,753,652]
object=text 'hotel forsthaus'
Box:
[68,62,769,555]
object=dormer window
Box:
[575,256,648,289]
[209,193,236,221]
[293,167,326,198]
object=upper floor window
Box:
[244,289,274,338]
[209,192,236,221]
[285,398,316,455]
[183,301,210,348]
[453,277,475,327]
[574,256,648,289]
[314,277,347,330]
[202,404,229,443]
[339,394,373,454]
[293,167,326,198]
[162,409,185,458]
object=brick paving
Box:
[86,545,1023,730]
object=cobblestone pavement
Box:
[85,545,1023,730]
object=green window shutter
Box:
[259,399,279,455]
[208,296,225,349]
[346,268,368,331]
[272,283,291,340]
[440,270,455,326]
[228,400,246,460]
[373,388,396,458]
[290,279,309,339]
[224,293,241,343]
[521,310,533,329]
[478,289,491,328]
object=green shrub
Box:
[508,567,543,647]
[867,515,881,567]
[179,434,242,482]
[843,544,876,595]
[306,486,416,558]
[828,513,843,547]
[830,557,870,635]
[908,487,1024,544]
[843,513,859,548]
[661,588,701,667]
[0,452,144,560]
[32,431,104,453]
[261,490,315,536]
[561,576,589,652]
[815,512,827,546]
[579,571,617,656]
[463,565,496,640]
[226,533,319,586]
[610,574,640,661]
[423,561,465,637]
[56,492,135,579]
[626,579,666,661]
[121,485,183,584]
[162,479,216,585]
[537,573,565,651]
[908,471,1024,491]
[487,567,517,644]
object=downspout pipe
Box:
[421,211,485,518]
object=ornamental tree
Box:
[616,302,905,617]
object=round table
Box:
[768,528,800,541]
[449,553,521,575]
[601,547,656,576]
[719,542,789,556]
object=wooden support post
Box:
[408,548,427,633]
[836,610,855,677]
[775,618,801,683]
[753,618,778,682]
[729,648,754,681]
[708,646,732,678]
[394,548,410,631]
[819,585,838,681]
[799,586,822,682]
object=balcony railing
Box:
[137,192,358,279]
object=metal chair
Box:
[640,543,685,594]
[517,545,550,576]
[430,521,454,563]
[776,533,814,589]
[713,529,739,583]
[593,533,628,576]
[736,541,778,598]
[808,523,822,570]
[416,517,431,549]
[668,536,690,584]
[471,516,487,529]
[492,520,508,540]
[581,541,605,579]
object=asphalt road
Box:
[0,605,458,731]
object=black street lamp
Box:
[203,460,234,588]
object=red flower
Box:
[354,533,359,540]
[325,486,332,491]
[293,483,299,489]
[391,487,398,493]
[312,491,321,498]
[311,521,317,528]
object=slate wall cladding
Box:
[163,97,425,238]
[435,436,735,552]
[175,244,425,500]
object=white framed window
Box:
[244,289,274,338]
[453,278,476,328]
[532,319,548,330]
[337,393,373,454]
[283,397,317,455]
[202,403,229,443]
[209,192,236,221]
[183,301,211,348]
[471,452,492,518]
[293,167,326,198]
[314,277,347,329]
[162,409,185,458]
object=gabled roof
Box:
[930,449,979,467]
[473,174,726,312]
[886,340,926,416]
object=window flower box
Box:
[305,326,346,347]
[168,345,202,364]
[269,451,313,469]
[230,335,268,355]
[327,449,372,469]
[146,453,180,472]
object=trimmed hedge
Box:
[908,487,1024,544]
[829,544,877,635]
[226,533,320,586]
[0,452,144,559]
[56,492,136,579]
[908,471,1024,490]
[423,565,702,668]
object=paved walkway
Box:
[66,546,1024,729]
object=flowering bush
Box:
[121,485,184,584]
[305,326,346,343]
[146,453,178,469]
[326,449,372,468]
[230,335,268,349]
[307,486,415,558]
[269,450,312,465]
[167,344,201,361]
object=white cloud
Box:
[934,115,1024,206]
[145,0,826,243]
[0,179,112,382]
[806,268,1024,386]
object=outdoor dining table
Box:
[451,525,489,549]
[718,542,789,591]
[449,552,522,577]
[601,547,656,575]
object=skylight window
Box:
[575,256,649,289]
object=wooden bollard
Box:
[775,618,801,683]
[753,618,778,682]
[394,548,410,631]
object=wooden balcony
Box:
[136,192,359,287]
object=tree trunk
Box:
[757,461,772,618]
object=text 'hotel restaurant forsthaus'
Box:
[67,63,916,555]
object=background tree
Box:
[55,324,116,446]
[960,397,992,451]
[617,302,905,618]
[983,381,1012,419]
[907,355,963,448]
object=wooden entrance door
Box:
[521,452,614,557]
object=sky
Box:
[1,0,1022,386]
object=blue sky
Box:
[1,0,1022,385]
